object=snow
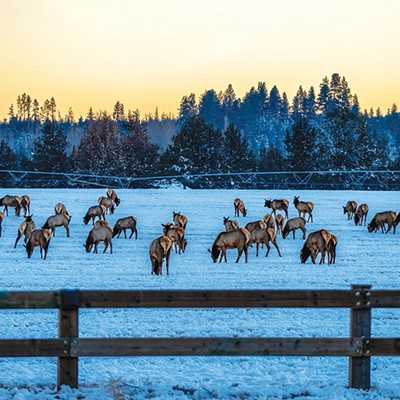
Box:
[0,188,399,399]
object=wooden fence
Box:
[1,285,400,390]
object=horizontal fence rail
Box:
[1,286,400,390]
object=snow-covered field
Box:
[0,188,399,400]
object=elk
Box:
[112,216,138,239]
[149,235,172,275]
[233,198,247,217]
[25,228,52,260]
[173,212,188,229]
[223,217,239,232]
[0,211,3,237]
[343,201,357,220]
[264,199,289,219]
[162,223,186,254]
[245,220,267,233]
[0,195,22,216]
[54,203,71,222]
[368,211,397,234]
[354,204,369,226]
[106,189,121,206]
[208,228,251,263]
[275,214,284,234]
[250,227,282,257]
[42,214,70,237]
[20,195,31,217]
[282,217,307,240]
[293,196,314,222]
[83,205,106,225]
[14,215,36,248]
[85,223,113,254]
[300,229,332,265]
[327,234,338,264]
[98,196,115,215]
[263,214,275,230]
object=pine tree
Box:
[221,84,240,128]
[198,89,223,130]
[0,141,18,169]
[317,76,330,115]
[177,94,197,129]
[258,145,285,171]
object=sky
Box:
[1,0,399,119]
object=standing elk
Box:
[368,211,397,234]
[15,215,36,248]
[20,195,31,217]
[83,205,106,225]
[149,235,172,275]
[300,229,332,265]
[26,228,52,260]
[264,199,289,219]
[55,203,71,222]
[354,204,369,226]
[293,196,314,222]
[162,223,186,254]
[85,222,113,254]
[282,217,307,240]
[343,201,357,220]
[112,216,138,239]
[98,197,115,215]
[250,227,282,257]
[223,217,239,231]
[106,189,121,206]
[208,228,251,263]
[43,214,71,237]
[173,212,188,229]
[244,220,267,233]
[233,198,247,217]
[0,195,22,216]
[275,214,284,234]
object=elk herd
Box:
[0,189,398,274]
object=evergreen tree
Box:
[177,94,197,129]
[221,84,240,128]
[198,89,223,130]
[268,86,281,117]
[0,140,18,169]
[317,76,330,114]
[258,145,285,171]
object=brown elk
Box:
[250,227,282,257]
[245,220,267,233]
[343,201,357,220]
[354,204,369,226]
[106,189,121,206]
[263,214,276,230]
[173,212,188,229]
[54,203,71,222]
[83,205,106,225]
[327,234,338,264]
[85,223,113,254]
[300,229,332,265]
[275,214,284,234]
[149,236,172,275]
[26,229,52,260]
[233,198,247,217]
[14,215,36,248]
[0,195,22,216]
[293,196,314,222]
[162,223,186,254]
[208,228,251,263]
[368,211,397,234]
[20,195,31,217]
[112,216,138,239]
[43,214,70,237]
[282,217,307,240]
[98,197,115,215]
[223,217,239,232]
[0,211,3,237]
[264,199,289,219]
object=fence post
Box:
[349,285,371,390]
[58,290,79,389]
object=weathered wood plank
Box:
[0,291,59,309]
[0,339,66,357]
[70,337,359,357]
[368,339,400,356]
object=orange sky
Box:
[1,0,399,119]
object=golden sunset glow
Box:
[1,0,399,117]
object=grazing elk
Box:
[300,229,332,265]
[282,217,307,240]
[368,211,397,234]
[26,228,52,260]
[263,214,276,230]
[223,217,239,232]
[293,196,314,222]
[43,214,70,237]
[264,199,289,219]
[98,197,115,215]
[54,203,71,222]
[275,214,284,234]
[0,195,22,216]
[343,201,357,220]
[20,195,31,217]
[162,223,186,254]
[112,216,138,239]
[83,205,106,225]
[208,228,251,263]
[149,235,172,275]
[173,212,188,229]
[245,220,267,233]
[14,215,36,248]
[106,189,121,206]
[250,227,282,257]
[0,211,3,237]
[233,198,247,217]
[354,204,369,226]
[85,223,113,254]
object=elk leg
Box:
[273,240,282,257]
[14,232,23,248]
[265,242,271,257]
[128,229,133,239]
[256,243,259,257]
[117,231,121,238]
[236,248,243,263]
[40,246,43,259]
[300,227,306,240]
[292,230,295,239]
[103,240,108,253]
[218,250,224,263]
[65,224,70,238]
[166,248,171,275]
[123,229,127,239]
[244,245,248,263]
